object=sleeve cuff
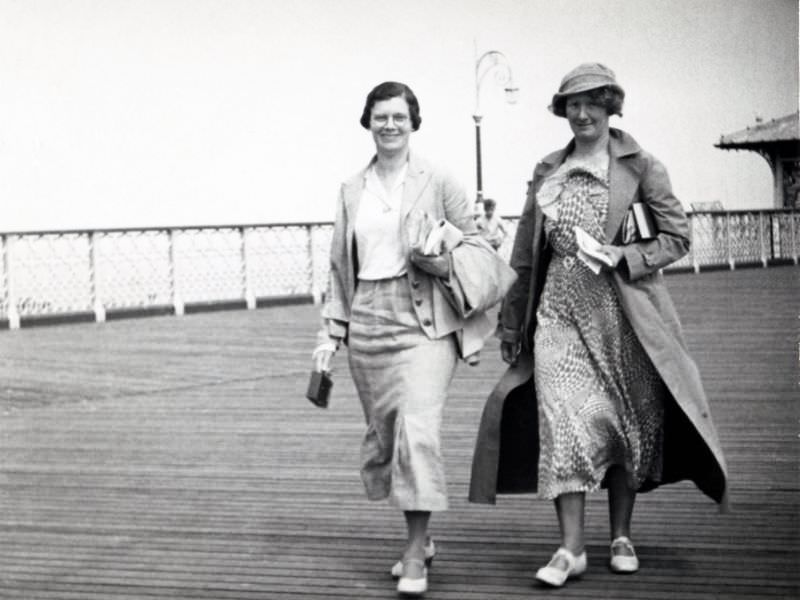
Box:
[621,245,647,281]
[317,320,347,345]
[498,326,521,344]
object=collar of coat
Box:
[341,151,433,222]
[534,128,645,242]
[539,127,642,168]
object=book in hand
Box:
[422,218,464,256]
[305,370,333,408]
[573,226,614,275]
[622,202,657,243]
[407,211,464,256]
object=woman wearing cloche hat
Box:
[469,63,729,588]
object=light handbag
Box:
[621,202,657,244]
[410,215,515,359]
[445,235,518,318]
[437,233,516,360]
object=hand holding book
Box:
[573,226,622,274]
[408,212,464,278]
[407,210,464,256]
[621,202,657,244]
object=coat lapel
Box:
[606,158,638,241]
[346,154,430,222]
[342,160,370,225]
[400,153,432,220]
[604,129,642,242]
[341,153,430,252]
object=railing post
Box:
[168,229,184,316]
[685,213,693,273]
[307,225,321,304]
[790,211,798,265]
[691,215,700,273]
[2,234,20,329]
[240,226,255,309]
[758,211,766,267]
[88,231,106,322]
[724,213,731,270]
[769,212,777,263]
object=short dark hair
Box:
[554,85,624,117]
[360,81,422,130]
[482,198,496,209]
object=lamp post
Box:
[473,49,519,204]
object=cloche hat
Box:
[549,62,625,117]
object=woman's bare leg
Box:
[606,465,635,542]
[555,492,586,555]
[402,510,430,578]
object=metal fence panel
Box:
[246,225,315,299]
[96,230,173,310]
[8,233,93,317]
[0,209,796,327]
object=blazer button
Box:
[422,318,432,327]
[414,298,423,306]
[411,281,420,289]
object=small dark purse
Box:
[621,202,657,244]
[305,370,333,408]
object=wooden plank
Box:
[0,267,797,599]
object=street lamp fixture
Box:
[473,49,519,203]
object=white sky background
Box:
[0,0,797,232]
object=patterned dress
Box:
[534,158,665,499]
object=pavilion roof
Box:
[715,112,799,150]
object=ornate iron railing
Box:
[1,209,796,329]
[0,223,333,329]
[497,209,799,272]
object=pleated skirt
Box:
[347,276,458,511]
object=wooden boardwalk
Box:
[0,266,797,600]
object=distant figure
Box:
[469,63,729,589]
[475,198,508,250]
[312,81,487,598]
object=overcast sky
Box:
[1,0,797,232]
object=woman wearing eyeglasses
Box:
[312,81,483,597]
[469,63,729,588]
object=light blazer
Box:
[321,152,478,347]
[469,129,729,510]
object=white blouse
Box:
[354,163,408,280]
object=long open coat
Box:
[468,129,729,510]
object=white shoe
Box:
[390,538,435,578]
[610,536,639,573]
[396,558,428,597]
[535,547,587,587]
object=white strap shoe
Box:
[390,538,435,578]
[610,536,639,573]
[535,547,587,587]
[396,558,428,597]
